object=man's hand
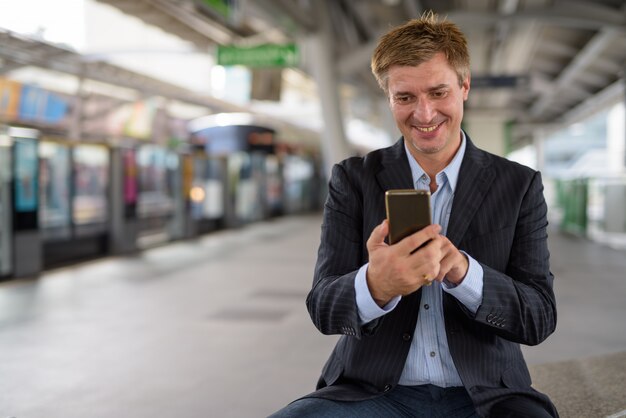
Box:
[365,220,470,306]
[434,235,469,285]
[366,220,442,306]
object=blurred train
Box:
[0,113,325,279]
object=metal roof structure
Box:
[91,0,626,146]
[0,28,246,113]
[2,0,625,148]
[0,26,319,147]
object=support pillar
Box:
[534,128,546,175]
[306,0,352,179]
[463,113,507,157]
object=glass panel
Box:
[0,136,12,275]
[13,137,38,213]
[136,145,174,218]
[39,141,71,239]
[72,144,109,225]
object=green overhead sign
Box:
[217,44,299,68]
[198,0,232,19]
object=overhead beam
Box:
[448,6,626,32]
[267,0,318,33]
[562,78,625,124]
[0,29,246,113]
[530,29,619,117]
[149,0,236,45]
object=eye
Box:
[431,90,447,99]
[393,94,414,104]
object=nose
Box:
[412,98,436,123]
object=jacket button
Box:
[383,384,392,392]
[402,333,411,341]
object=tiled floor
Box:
[0,213,624,418]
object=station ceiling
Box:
[2,0,625,147]
[93,0,626,145]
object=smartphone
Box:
[385,189,432,245]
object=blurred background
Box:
[0,0,625,417]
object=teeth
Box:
[416,124,439,132]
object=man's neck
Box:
[409,139,462,181]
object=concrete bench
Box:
[530,351,626,418]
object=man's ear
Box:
[462,75,470,101]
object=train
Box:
[0,113,325,280]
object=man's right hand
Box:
[366,220,442,307]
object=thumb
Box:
[367,219,389,249]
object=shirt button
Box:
[430,351,436,357]
[424,304,430,310]
[384,384,392,392]
[402,333,411,341]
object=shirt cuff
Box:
[355,263,401,324]
[442,252,483,314]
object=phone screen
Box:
[385,189,432,245]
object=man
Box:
[270,11,558,418]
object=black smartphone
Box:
[385,189,432,245]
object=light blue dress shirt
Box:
[354,133,484,387]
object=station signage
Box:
[217,44,299,68]
[471,75,530,89]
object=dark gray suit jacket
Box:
[306,135,557,417]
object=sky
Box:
[0,0,215,97]
[0,0,86,49]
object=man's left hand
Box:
[433,235,469,285]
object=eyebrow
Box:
[428,84,449,91]
[392,83,450,96]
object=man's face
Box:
[387,52,470,163]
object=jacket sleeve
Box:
[306,161,379,339]
[473,171,557,346]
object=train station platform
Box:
[0,213,625,418]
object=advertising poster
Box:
[18,85,70,125]
[123,148,137,205]
[0,78,21,120]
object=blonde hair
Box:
[371,11,470,93]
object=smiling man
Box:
[270,11,558,418]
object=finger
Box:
[435,256,452,282]
[421,272,433,286]
[419,260,441,286]
[435,237,467,282]
[396,224,441,254]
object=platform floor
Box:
[0,213,625,418]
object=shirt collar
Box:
[403,131,466,193]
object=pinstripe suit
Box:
[306,135,557,417]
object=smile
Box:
[415,122,443,132]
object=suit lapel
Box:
[376,138,414,191]
[446,136,495,247]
